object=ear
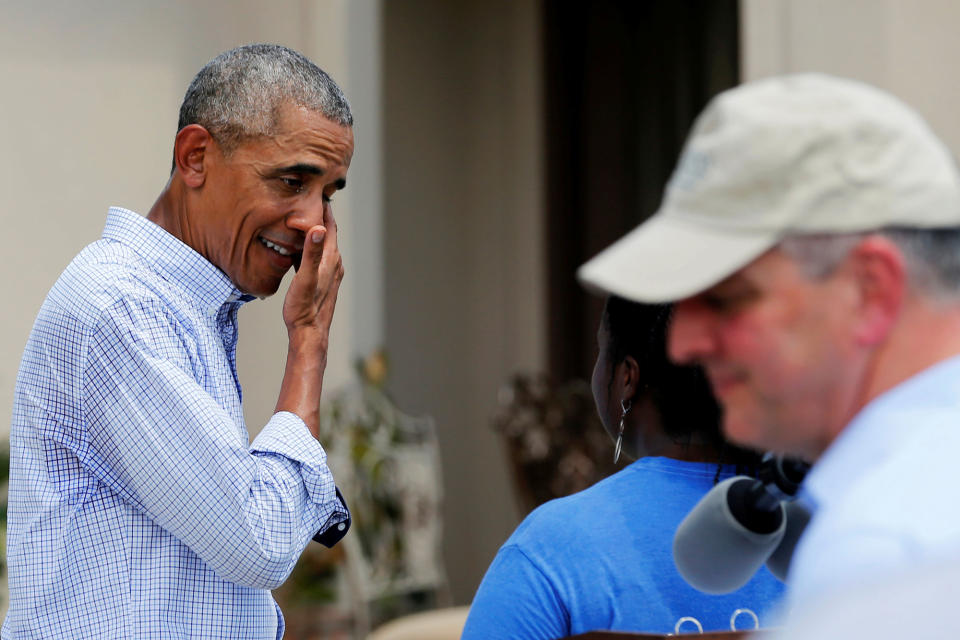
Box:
[848,236,906,346]
[172,124,213,188]
[614,354,641,406]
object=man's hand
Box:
[282,209,344,337]
[275,207,344,437]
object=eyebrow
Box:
[271,163,324,176]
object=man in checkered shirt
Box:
[4,44,354,639]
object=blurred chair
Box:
[319,359,451,637]
[366,606,470,640]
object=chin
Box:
[720,414,769,452]
[237,275,284,299]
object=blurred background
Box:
[3,0,960,637]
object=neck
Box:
[660,439,720,464]
[626,399,719,463]
[821,296,960,455]
[147,178,191,246]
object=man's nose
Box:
[286,196,327,232]
[668,299,716,364]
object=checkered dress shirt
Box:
[3,207,349,639]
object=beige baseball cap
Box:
[577,73,960,303]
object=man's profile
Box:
[579,73,960,614]
[4,44,353,639]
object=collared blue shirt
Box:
[3,207,349,639]
[787,354,960,614]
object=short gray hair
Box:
[176,43,353,154]
[779,227,960,301]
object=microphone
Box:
[672,454,810,594]
[765,499,812,581]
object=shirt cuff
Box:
[313,487,351,547]
[251,411,351,547]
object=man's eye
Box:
[703,290,752,312]
[704,296,734,311]
[281,177,304,192]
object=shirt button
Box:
[338,523,346,531]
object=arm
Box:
[82,297,346,590]
[275,206,344,437]
[461,545,570,640]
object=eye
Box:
[280,177,305,193]
[701,289,755,314]
[703,295,735,312]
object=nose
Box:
[668,298,717,364]
[285,194,328,234]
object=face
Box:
[591,319,618,442]
[591,312,678,460]
[190,104,354,297]
[668,249,865,459]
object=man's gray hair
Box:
[780,227,960,302]
[177,43,353,154]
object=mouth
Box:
[258,235,303,270]
[705,368,748,398]
[259,236,293,256]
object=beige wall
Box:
[0,0,382,440]
[382,0,546,604]
[741,0,960,153]
[1,0,542,611]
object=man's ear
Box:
[848,235,906,346]
[172,124,213,188]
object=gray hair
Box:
[779,227,960,302]
[176,43,352,155]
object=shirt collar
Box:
[102,207,256,310]
[804,353,960,509]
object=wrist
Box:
[287,327,329,356]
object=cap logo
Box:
[672,149,711,193]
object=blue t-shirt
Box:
[462,457,786,639]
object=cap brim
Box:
[577,212,779,303]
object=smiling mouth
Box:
[259,236,304,272]
[259,237,293,256]
[705,368,748,397]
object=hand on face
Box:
[282,204,344,343]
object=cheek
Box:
[720,311,815,383]
[590,359,606,419]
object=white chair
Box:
[320,380,451,636]
[366,606,470,640]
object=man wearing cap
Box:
[4,45,352,639]
[579,73,960,612]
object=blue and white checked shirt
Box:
[4,207,349,639]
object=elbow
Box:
[215,540,301,590]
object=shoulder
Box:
[42,239,193,332]
[505,464,645,550]
[507,460,721,554]
[28,240,201,372]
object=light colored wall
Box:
[741,0,960,153]
[0,0,382,440]
[382,0,546,604]
[1,0,544,612]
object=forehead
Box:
[238,103,354,169]
[692,248,804,297]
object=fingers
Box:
[298,226,327,275]
[314,213,343,285]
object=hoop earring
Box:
[614,399,632,464]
